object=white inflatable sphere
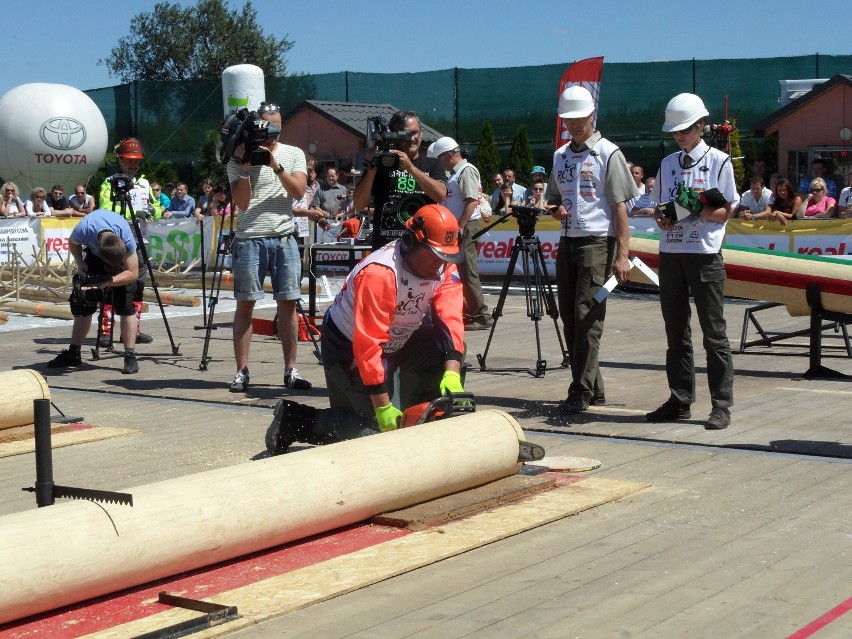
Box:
[0,83,108,192]
[222,64,265,116]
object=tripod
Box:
[111,183,182,356]
[474,207,569,377]
[198,205,236,370]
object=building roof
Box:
[754,74,852,135]
[280,100,447,142]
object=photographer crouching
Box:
[223,101,312,393]
[354,110,447,250]
[47,209,141,374]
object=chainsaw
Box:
[399,392,545,462]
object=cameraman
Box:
[47,209,141,374]
[99,138,159,345]
[354,110,447,249]
[226,102,311,393]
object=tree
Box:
[728,118,746,192]
[198,129,229,189]
[475,121,501,193]
[100,0,293,82]
[508,124,534,186]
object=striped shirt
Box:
[228,143,307,238]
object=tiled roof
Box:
[282,100,447,142]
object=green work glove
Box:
[439,370,464,395]
[675,186,703,215]
[375,403,403,432]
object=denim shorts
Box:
[232,235,302,301]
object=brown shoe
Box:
[645,400,691,422]
[705,407,731,430]
[589,391,606,406]
[558,393,591,414]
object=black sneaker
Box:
[230,368,249,393]
[265,399,317,455]
[122,353,139,374]
[135,333,153,344]
[48,349,82,368]
[705,407,731,430]
[284,368,312,390]
[645,400,691,422]
[558,392,591,414]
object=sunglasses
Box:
[673,124,696,135]
[533,187,544,191]
[152,188,161,192]
[810,188,824,193]
[4,188,14,192]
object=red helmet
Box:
[114,138,144,159]
[405,204,463,263]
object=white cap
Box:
[427,136,460,158]
[557,86,595,118]
[662,93,709,132]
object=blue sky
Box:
[1,0,849,97]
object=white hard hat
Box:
[662,93,709,133]
[427,136,459,159]
[557,86,595,118]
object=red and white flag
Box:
[555,56,604,148]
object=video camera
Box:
[365,116,414,171]
[72,272,112,305]
[108,173,133,200]
[217,107,281,166]
[506,205,543,239]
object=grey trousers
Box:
[658,251,734,408]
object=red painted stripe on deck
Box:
[0,524,409,639]
[785,595,852,639]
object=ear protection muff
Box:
[401,215,428,252]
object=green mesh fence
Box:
[84,54,851,181]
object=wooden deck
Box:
[0,282,849,638]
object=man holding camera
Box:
[99,138,159,345]
[354,110,448,250]
[546,86,637,414]
[47,209,141,374]
[226,102,311,393]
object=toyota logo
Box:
[39,117,87,150]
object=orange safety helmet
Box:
[114,138,144,160]
[404,204,463,263]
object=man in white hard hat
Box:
[646,93,737,430]
[429,137,491,329]
[545,85,638,414]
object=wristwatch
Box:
[273,165,285,175]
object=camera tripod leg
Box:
[475,234,569,377]
[531,242,569,369]
[199,209,236,371]
[476,237,521,372]
[123,200,181,356]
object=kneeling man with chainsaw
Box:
[266,204,468,454]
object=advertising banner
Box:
[41,217,80,266]
[146,217,217,268]
[0,217,41,265]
